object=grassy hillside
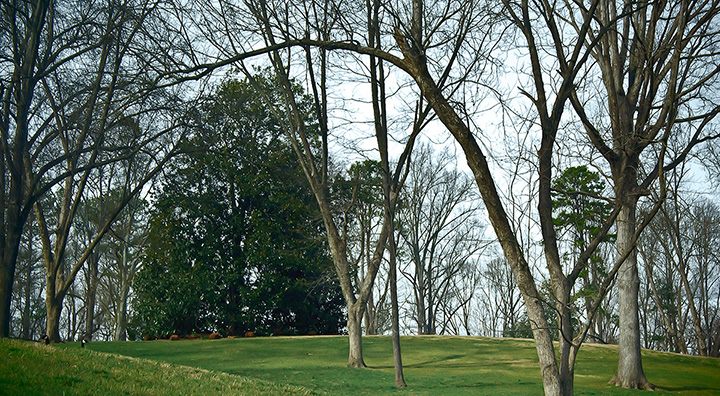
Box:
[3,336,718,395]
[0,337,313,395]
[80,335,719,396]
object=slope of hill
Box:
[0,337,315,395]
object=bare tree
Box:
[562,0,720,387]
[181,0,623,393]
[0,0,193,341]
[106,0,717,393]
[397,144,486,335]
[340,161,386,335]
[478,256,524,337]
[640,165,720,356]
[213,0,425,370]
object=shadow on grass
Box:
[369,354,535,371]
[368,354,468,369]
[660,385,720,393]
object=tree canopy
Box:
[133,76,344,337]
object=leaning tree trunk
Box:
[611,201,655,390]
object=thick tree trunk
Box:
[711,329,720,357]
[0,264,16,338]
[0,0,49,340]
[526,297,565,396]
[115,282,130,341]
[0,226,22,338]
[611,203,655,390]
[45,295,63,343]
[85,289,95,340]
[347,306,366,368]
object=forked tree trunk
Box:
[611,203,655,390]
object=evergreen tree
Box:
[133,76,344,337]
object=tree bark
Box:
[389,232,406,386]
[347,306,366,368]
[45,294,63,343]
[711,329,720,357]
[115,285,129,342]
[84,254,99,341]
[610,202,655,390]
[21,254,32,340]
[0,229,22,337]
[115,261,131,341]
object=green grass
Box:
[0,337,313,395]
[79,335,720,395]
[3,336,719,395]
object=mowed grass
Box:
[0,337,313,395]
[75,335,720,396]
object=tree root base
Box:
[609,373,657,391]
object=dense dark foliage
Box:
[133,76,344,337]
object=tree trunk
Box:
[0,227,22,338]
[676,259,709,356]
[416,286,426,334]
[21,230,33,340]
[711,329,720,358]
[611,203,655,390]
[45,295,63,343]
[347,306,366,368]
[21,262,31,340]
[364,292,376,336]
[389,229,406,387]
[115,280,130,341]
[85,255,99,341]
[0,0,49,340]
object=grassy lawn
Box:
[0,337,312,395]
[73,335,720,395]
